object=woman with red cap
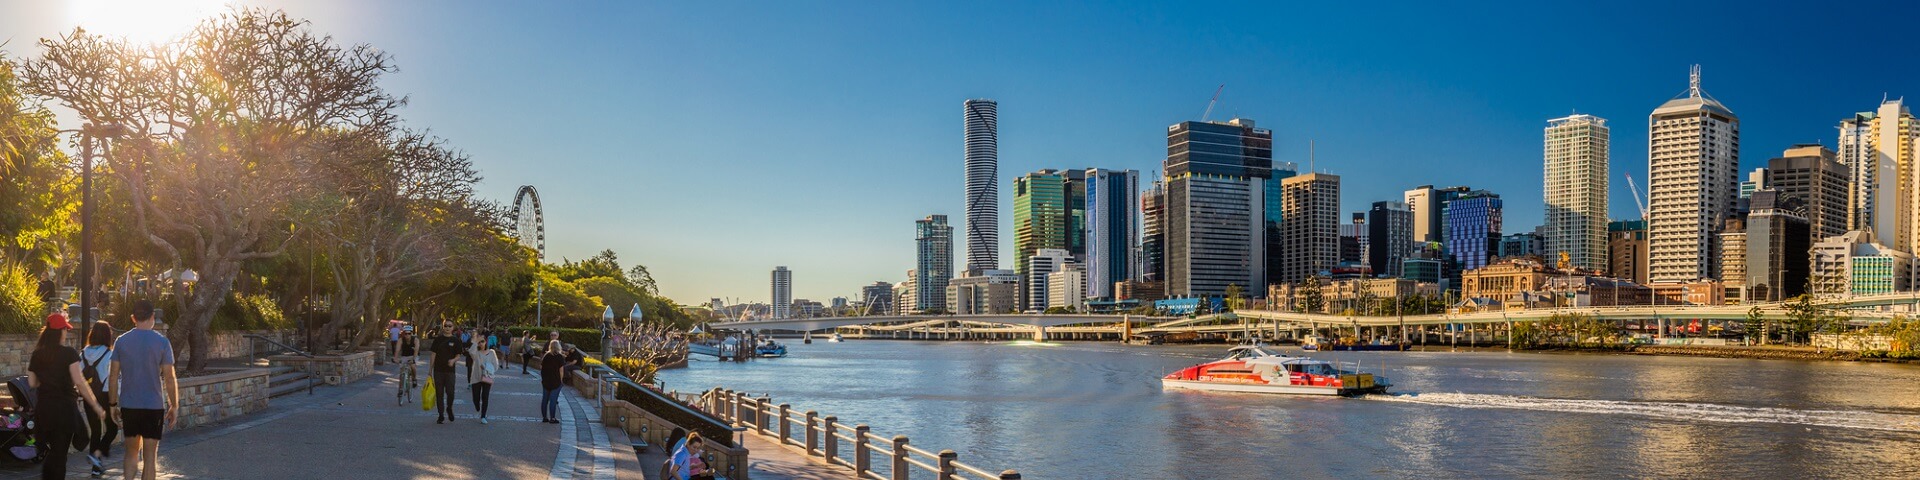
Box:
[27,312,107,479]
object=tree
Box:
[1223,284,1244,312]
[1745,305,1765,345]
[1296,276,1326,314]
[24,10,404,370]
[0,54,76,276]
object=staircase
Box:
[266,366,315,398]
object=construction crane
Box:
[1200,84,1224,122]
[1624,172,1649,220]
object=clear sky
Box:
[5,1,1916,305]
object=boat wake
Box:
[1363,392,1920,433]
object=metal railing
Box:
[702,388,1020,480]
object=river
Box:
[655,340,1920,479]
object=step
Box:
[267,378,313,398]
[267,366,296,376]
[268,372,311,387]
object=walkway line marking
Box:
[549,389,578,480]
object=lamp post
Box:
[76,123,131,334]
[600,305,616,365]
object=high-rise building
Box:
[895,270,917,314]
[1340,213,1367,265]
[1025,249,1074,311]
[1718,219,1747,295]
[1544,114,1611,272]
[1013,169,1084,304]
[860,282,893,316]
[1499,232,1546,259]
[1164,119,1272,297]
[1836,100,1917,247]
[770,266,792,319]
[963,99,999,273]
[1648,65,1740,283]
[1141,179,1166,283]
[1083,168,1139,299]
[1443,190,1503,272]
[1740,168,1768,199]
[915,215,953,313]
[1745,190,1811,302]
[1406,185,1471,244]
[1765,144,1850,240]
[1608,220,1650,284]
[1265,162,1301,287]
[1278,173,1341,285]
[1367,201,1413,277]
[1811,231,1912,296]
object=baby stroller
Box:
[2,376,39,462]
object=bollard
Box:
[853,424,872,476]
[999,470,1022,479]
[804,411,819,455]
[938,449,957,480]
[755,397,771,435]
[778,403,792,445]
[890,435,910,480]
[822,416,839,461]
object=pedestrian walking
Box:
[81,322,119,478]
[457,327,475,384]
[469,339,498,424]
[387,322,403,360]
[429,321,465,424]
[110,300,178,480]
[519,332,536,374]
[540,340,566,423]
[28,312,108,480]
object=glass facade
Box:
[1165,120,1272,297]
[915,215,953,312]
[1443,191,1503,272]
[1852,256,1896,295]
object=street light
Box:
[76,123,132,334]
[600,305,616,364]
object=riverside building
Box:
[1083,168,1139,299]
[1543,114,1610,272]
[916,215,953,313]
[1163,119,1272,297]
[964,99,999,273]
[1648,65,1740,283]
[771,266,792,319]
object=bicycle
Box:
[397,356,417,406]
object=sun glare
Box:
[67,0,229,44]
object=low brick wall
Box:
[604,397,751,480]
[269,351,376,385]
[175,368,271,430]
[0,329,293,379]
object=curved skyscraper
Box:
[964,99,999,273]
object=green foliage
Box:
[0,55,77,270]
[1296,276,1326,314]
[1043,306,1074,314]
[0,264,45,334]
[211,293,292,332]
[503,326,603,353]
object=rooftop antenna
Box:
[1688,64,1702,98]
[1201,84,1224,122]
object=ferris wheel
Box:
[512,185,545,261]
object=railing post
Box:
[755,397,771,435]
[938,449,957,480]
[890,435,910,480]
[804,411,819,455]
[853,425,872,476]
[822,416,839,462]
[999,470,1022,479]
[777,403,792,444]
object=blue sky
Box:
[5,1,1915,304]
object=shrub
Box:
[0,264,43,334]
[210,293,292,331]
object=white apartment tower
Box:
[771,266,792,319]
[1543,114,1610,272]
[1837,99,1919,250]
[1648,65,1740,283]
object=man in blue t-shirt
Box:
[111,300,178,480]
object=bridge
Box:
[708,292,1920,341]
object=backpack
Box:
[81,349,108,394]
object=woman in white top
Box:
[468,340,499,424]
[80,322,118,477]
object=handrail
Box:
[247,334,313,358]
[709,387,1021,480]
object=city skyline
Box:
[6,1,1918,303]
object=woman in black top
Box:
[27,313,107,480]
[539,340,567,423]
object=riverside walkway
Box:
[0,362,826,479]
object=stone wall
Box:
[269,351,376,385]
[0,329,294,379]
[174,368,271,430]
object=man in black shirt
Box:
[428,321,466,424]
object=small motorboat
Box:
[756,339,788,358]
[1162,344,1389,396]
[828,333,844,343]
